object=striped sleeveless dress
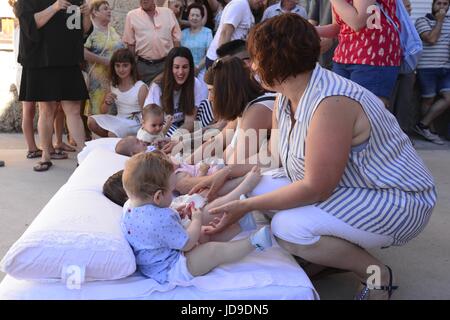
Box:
[276,64,436,246]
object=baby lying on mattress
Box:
[111,151,272,284]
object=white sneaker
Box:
[414,125,445,145]
[250,226,273,251]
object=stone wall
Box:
[108,0,140,35]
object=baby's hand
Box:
[190,203,202,221]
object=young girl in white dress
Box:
[88,48,148,138]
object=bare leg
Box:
[276,236,392,299]
[22,101,39,151]
[199,223,241,243]
[37,102,57,163]
[87,116,109,138]
[61,101,85,151]
[54,104,76,152]
[421,94,450,127]
[185,238,254,276]
[53,104,65,149]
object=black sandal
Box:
[33,161,53,172]
[26,149,43,159]
[354,265,398,300]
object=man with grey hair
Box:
[123,0,181,84]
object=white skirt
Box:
[91,115,140,138]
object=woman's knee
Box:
[271,208,321,246]
[61,101,81,117]
[87,116,97,131]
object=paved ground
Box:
[0,133,449,299]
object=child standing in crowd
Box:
[137,104,173,145]
[87,49,148,138]
[121,151,272,284]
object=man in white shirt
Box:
[205,0,265,68]
[261,0,307,22]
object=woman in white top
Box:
[88,49,148,137]
[190,57,275,164]
[144,47,207,137]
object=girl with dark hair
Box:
[87,48,148,137]
[144,46,208,137]
[190,56,275,164]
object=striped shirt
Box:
[276,64,436,245]
[415,15,450,69]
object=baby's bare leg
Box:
[199,223,241,244]
[185,238,254,276]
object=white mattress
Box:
[0,140,319,300]
[0,235,318,300]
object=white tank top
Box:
[111,81,147,119]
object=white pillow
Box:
[0,148,135,282]
[77,137,121,164]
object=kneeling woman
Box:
[88,48,148,137]
[207,14,437,300]
[190,57,275,164]
[144,47,208,137]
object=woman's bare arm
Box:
[330,0,375,32]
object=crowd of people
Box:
[9,0,445,299]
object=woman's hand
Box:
[80,1,90,16]
[189,167,230,202]
[204,200,249,235]
[104,92,117,106]
[161,139,179,154]
[52,0,71,11]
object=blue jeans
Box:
[416,68,450,98]
[333,63,400,99]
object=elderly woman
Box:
[204,14,437,300]
[181,3,213,80]
[84,0,125,116]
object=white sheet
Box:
[0,232,319,300]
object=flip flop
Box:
[26,149,43,159]
[33,161,53,172]
[54,143,76,152]
[50,150,68,160]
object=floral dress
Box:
[84,25,125,115]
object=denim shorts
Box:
[333,63,400,99]
[416,68,450,98]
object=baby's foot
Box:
[250,226,272,251]
[198,162,210,176]
[240,166,262,194]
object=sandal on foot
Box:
[26,149,43,159]
[50,150,68,160]
[33,161,53,172]
[354,265,398,300]
[54,143,76,152]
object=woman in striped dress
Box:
[207,14,437,300]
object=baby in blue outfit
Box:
[121,151,272,284]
